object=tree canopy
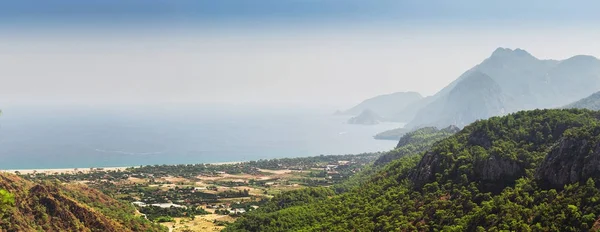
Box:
[226,109,600,231]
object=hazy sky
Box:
[1,1,599,108]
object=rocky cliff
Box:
[411,109,600,192]
[0,173,165,231]
[536,131,600,188]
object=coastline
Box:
[0,161,243,175]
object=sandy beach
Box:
[0,166,131,175]
[0,161,244,175]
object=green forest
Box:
[225,109,600,231]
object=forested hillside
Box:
[226,109,600,231]
[564,91,600,110]
[373,125,459,167]
[0,173,166,231]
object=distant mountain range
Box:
[339,91,422,121]
[408,71,511,129]
[357,48,600,131]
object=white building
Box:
[150,203,187,209]
[132,201,147,207]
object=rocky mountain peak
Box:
[490,47,535,59]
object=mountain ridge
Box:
[405,47,600,129]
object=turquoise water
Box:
[0,105,401,169]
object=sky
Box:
[1,1,600,108]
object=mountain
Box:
[388,95,436,122]
[226,109,600,231]
[564,91,600,110]
[0,173,165,231]
[373,127,409,140]
[347,109,384,125]
[545,55,600,107]
[341,91,422,120]
[406,48,600,129]
[408,71,510,128]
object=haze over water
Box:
[2,1,599,170]
[0,105,401,169]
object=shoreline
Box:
[0,161,243,175]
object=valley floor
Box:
[10,153,377,231]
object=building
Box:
[229,208,246,214]
[132,201,187,209]
[132,201,147,207]
[150,203,187,209]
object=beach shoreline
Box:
[0,161,243,175]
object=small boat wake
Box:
[94,148,163,156]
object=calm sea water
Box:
[0,105,402,169]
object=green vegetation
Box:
[140,206,209,222]
[373,127,408,140]
[334,126,458,194]
[0,174,166,231]
[226,109,600,231]
[245,153,380,170]
[154,216,175,223]
[374,125,458,167]
[0,189,14,218]
[17,152,379,227]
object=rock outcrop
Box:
[536,137,600,189]
[0,173,164,231]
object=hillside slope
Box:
[0,173,165,231]
[373,127,409,140]
[412,71,510,128]
[373,125,459,166]
[226,109,600,231]
[347,109,383,125]
[341,91,422,120]
[564,91,600,110]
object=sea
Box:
[0,104,403,169]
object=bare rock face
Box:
[410,151,445,186]
[474,155,522,181]
[411,151,523,190]
[535,137,600,188]
[441,125,460,134]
